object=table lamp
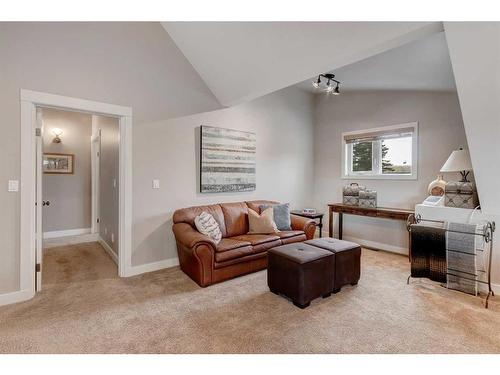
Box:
[440,147,473,182]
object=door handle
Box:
[42,200,50,206]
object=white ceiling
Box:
[163,22,444,106]
[297,32,456,93]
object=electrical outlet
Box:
[113,179,117,188]
[152,179,160,189]
[111,233,114,243]
[104,228,108,235]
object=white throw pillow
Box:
[194,211,222,244]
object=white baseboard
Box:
[126,257,180,277]
[98,236,118,265]
[492,283,500,294]
[321,230,408,255]
[0,289,34,307]
[43,232,99,249]
[43,227,91,239]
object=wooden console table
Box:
[328,204,414,239]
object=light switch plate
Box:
[8,180,19,192]
[152,179,160,189]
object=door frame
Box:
[20,89,133,297]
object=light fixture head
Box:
[312,73,341,96]
[52,128,63,143]
[311,76,321,89]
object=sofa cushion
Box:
[275,230,304,239]
[216,238,251,253]
[215,245,254,263]
[173,204,227,237]
[252,239,282,253]
[281,234,306,245]
[220,202,249,237]
[231,234,280,246]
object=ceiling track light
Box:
[311,73,341,95]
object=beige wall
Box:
[0,22,220,294]
[42,108,92,233]
[313,91,468,252]
[132,87,315,266]
[97,116,120,255]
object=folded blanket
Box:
[410,224,446,282]
[445,222,481,296]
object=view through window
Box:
[344,123,417,179]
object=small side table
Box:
[290,211,325,238]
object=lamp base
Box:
[460,170,470,183]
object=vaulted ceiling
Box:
[296,31,455,93]
[162,22,444,106]
[162,21,500,215]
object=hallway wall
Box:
[42,108,92,234]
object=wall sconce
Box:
[52,128,63,143]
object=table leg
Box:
[329,207,333,238]
[318,216,323,238]
[338,212,343,240]
[408,226,412,262]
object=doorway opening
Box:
[20,90,133,298]
[39,107,120,288]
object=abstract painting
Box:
[200,125,256,193]
[43,153,74,174]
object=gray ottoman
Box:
[305,238,361,293]
[268,243,334,309]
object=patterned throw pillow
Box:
[260,203,291,231]
[194,211,222,244]
[248,207,278,234]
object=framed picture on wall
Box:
[200,125,256,193]
[43,153,74,174]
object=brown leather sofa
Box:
[172,200,317,287]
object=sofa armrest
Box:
[172,222,216,249]
[172,222,216,287]
[290,215,317,240]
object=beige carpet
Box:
[1,241,500,353]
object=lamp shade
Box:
[440,149,473,172]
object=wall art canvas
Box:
[43,153,74,174]
[200,125,256,193]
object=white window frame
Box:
[341,122,418,180]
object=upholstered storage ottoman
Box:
[305,238,361,293]
[267,243,334,309]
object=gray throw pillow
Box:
[260,203,291,231]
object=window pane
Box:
[381,137,412,174]
[352,141,373,172]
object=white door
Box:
[35,108,44,291]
